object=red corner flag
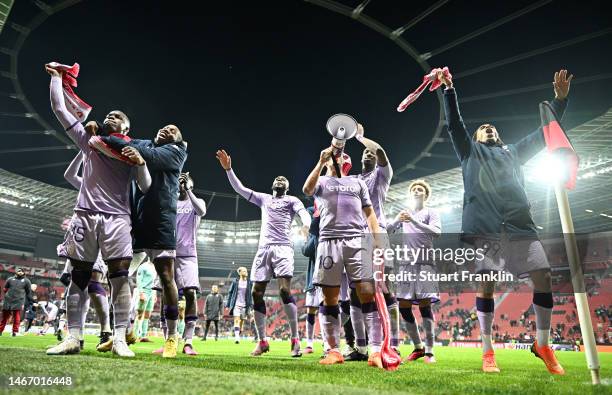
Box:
[540,101,579,190]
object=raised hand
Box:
[553,69,573,100]
[356,123,365,140]
[85,121,99,135]
[216,149,232,170]
[437,70,452,89]
[121,146,145,166]
[319,147,333,164]
[44,64,61,78]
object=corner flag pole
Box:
[553,183,600,384]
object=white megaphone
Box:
[326,113,358,157]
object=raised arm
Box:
[46,66,88,150]
[303,147,332,196]
[216,149,264,206]
[514,70,572,164]
[64,152,83,190]
[438,72,472,161]
[355,123,390,167]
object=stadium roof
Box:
[1,108,611,276]
[0,0,610,222]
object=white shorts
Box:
[233,305,247,319]
[474,238,550,278]
[145,249,176,261]
[250,245,294,282]
[175,256,199,291]
[305,287,322,308]
[46,312,58,322]
[58,211,132,263]
[396,263,440,304]
[313,236,373,287]
[128,251,148,277]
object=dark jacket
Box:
[204,293,224,319]
[443,88,568,240]
[2,276,32,310]
[226,277,252,315]
[105,136,187,249]
[302,207,319,292]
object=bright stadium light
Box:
[223,238,233,243]
[528,154,568,185]
[247,238,258,244]
[235,239,245,244]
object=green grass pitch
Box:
[0,335,610,394]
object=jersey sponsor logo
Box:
[325,184,359,193]
[269,200,290,209]
[177,207,193,214]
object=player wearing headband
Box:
[217,150,311,357]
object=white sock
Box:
[282,301,299,339]
[362,302,382,353]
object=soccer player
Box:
[45,65,149,357]
[61,152,115,350]
[134,259,156,342]
[203,285,224,341]
[303,147,384,368]
[97,125,188,358]
[302,206,321,354]
[347,123,398,359]
[175,172,207,354]
[38,300,59,336]
[388,179,441,363]
[1,268,32,336]
[226,267,252,344]
[217,149,311,357]
[438,69,572,374]
[22,284,39,334]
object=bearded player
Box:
[45,65,150,357]
[174,172,207,354]
[388,179,441,363]
[303,147,384,368]
[216,149,311,357]
[438,69,571,374]
[61,152,120,350]
[95,125,188,358]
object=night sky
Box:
[1,0,611,220]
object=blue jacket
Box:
[443,88,568,240]
[104,136,187,249]
[226,277,252,315]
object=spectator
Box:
[0,268,32,336]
